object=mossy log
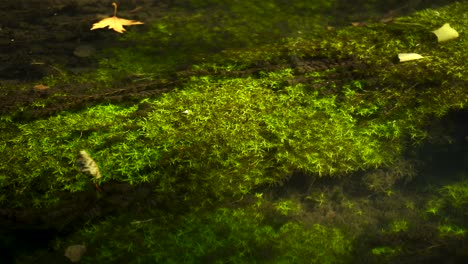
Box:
[0,1,467,255]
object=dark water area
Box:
[416,111,468,183]
[1,0,467,263]
[0,0,457,82]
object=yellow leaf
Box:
[398,53,424,62]
[77,150,101,180]
[91,2,143,33]
[432,23,459,42]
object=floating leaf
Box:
[432,23,459,42]
[398,53,424,62]
[91,2,143,33]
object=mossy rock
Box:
[1,1,467,263]
[0,1,467,209]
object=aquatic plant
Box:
[57,199,351,263]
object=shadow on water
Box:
[0,229,67,264]
[414,110,468,186]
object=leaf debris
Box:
[432,23,459,42]
[398,53,424,62]
[77,150,101,179]
[91,2,144,33]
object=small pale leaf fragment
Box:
[398,53,424,62]
[76,150,101,180]
[64,244,86,263]
[432,23,459,42]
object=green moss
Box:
[425,180,468,219]
[425,199,443,215]
[371,246,400,256]
[4,63,423,207]
[0,105,137,207]
[1,1,467,253]
[1,1,468,210]
[439,180,468,210]
[273,199,303,216]
[2,2,468,263]
[423,181,468,245]
[386,219,409,233]
[438,224,466,237]
[59,199,351,263]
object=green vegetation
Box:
[439,180,468,210]
[371,246,400,256]
[57,199,351,263]
[368,180,468,263]
[426,180,468,236]
[1,0,467,263]
[386,219,409,233]
[273,198,303,216]
[438,224,466,237]
[425,180,468,219]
